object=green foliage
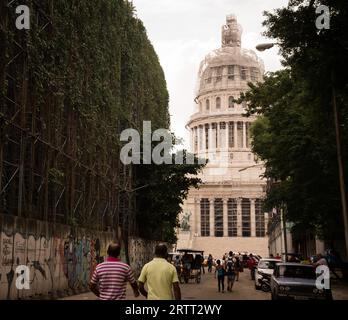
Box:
[135,149,206,243]
[241,0,348,244]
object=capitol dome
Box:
[195,14,264,100]
[178,15,268,258]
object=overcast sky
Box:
[132,0,288,149]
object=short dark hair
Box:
[107,242,121,258]
[155,243,168,258]
[229,251,233,256]
[216,259,221,265]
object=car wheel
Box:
[261,283,270,292]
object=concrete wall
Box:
[0,215,163,299]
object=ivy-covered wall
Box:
[0,1,169,234]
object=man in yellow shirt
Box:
[138,244,181,300]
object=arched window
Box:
[216,97,221,109]
[206,99,210,111]
[200,199,210,236]
[241,198,251,237]
[228,96,234,108]
[214,199,223,237]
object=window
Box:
[242,198,251,237]
[212,123,218,148]
[215,67,222,82]
[240,66,248,80]
[228,96,234,108]
[194,127,198,153]
[228,199,237,236]
[206,99,210,111]
[237,121,243,148]
[200,199,210,236]
[220,122,226,149]
[227,65,235,80]
[214,199,223,237]
[216,97,221,109]
[228,122,234,148]
[255,199,265,237]
[246,122,250,148]
[205,124,209,150]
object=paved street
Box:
[61,268,348,300]
[62,270,269,300]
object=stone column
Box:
[234,121,238,149]
[197,126,201,153]
[237,198,242,237]
[223,198,228,237]
[225,122,229,150]
[243,122,247,149]
[209,198,214,237]
[202,124,206,151]
[250,199,256,237]
[217,123,220,150]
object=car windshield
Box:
[258,260,279,269]
[279,265,316,279]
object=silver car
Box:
[255,258,281,290]
[271,263,332,300]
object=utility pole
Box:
[280,206,288,262]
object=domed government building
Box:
[177,15,269,257]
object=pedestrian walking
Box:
[89,242,139,300]
[225,251,236,292]
[247,254,257,280]
[234,255,241,281]
[207,254,213,273]
[138,244,181,300]
[214,259,225,293]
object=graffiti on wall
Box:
[0,216,114,300]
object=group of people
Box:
[211,251,244,293]
[89,242,181,300]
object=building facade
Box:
[177,15,269,257]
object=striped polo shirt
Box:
[90,257,136,300]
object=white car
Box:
[255,258,282,290]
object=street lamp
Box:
[255,43,275,51]
[256,42,348,257]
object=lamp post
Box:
[256,42,348,258]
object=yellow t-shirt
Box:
[138,257,179,300]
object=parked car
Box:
[271,263,332,300]
[255,258,281,290]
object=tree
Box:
[135,148,206,243]
[240,0,348,249]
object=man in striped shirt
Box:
[89,242,139,300]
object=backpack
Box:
[226,259,235,273]
[217,266,225,276]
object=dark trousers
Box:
[251,268,255,280]
[218,275,225,292]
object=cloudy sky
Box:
[132,0,288,148]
